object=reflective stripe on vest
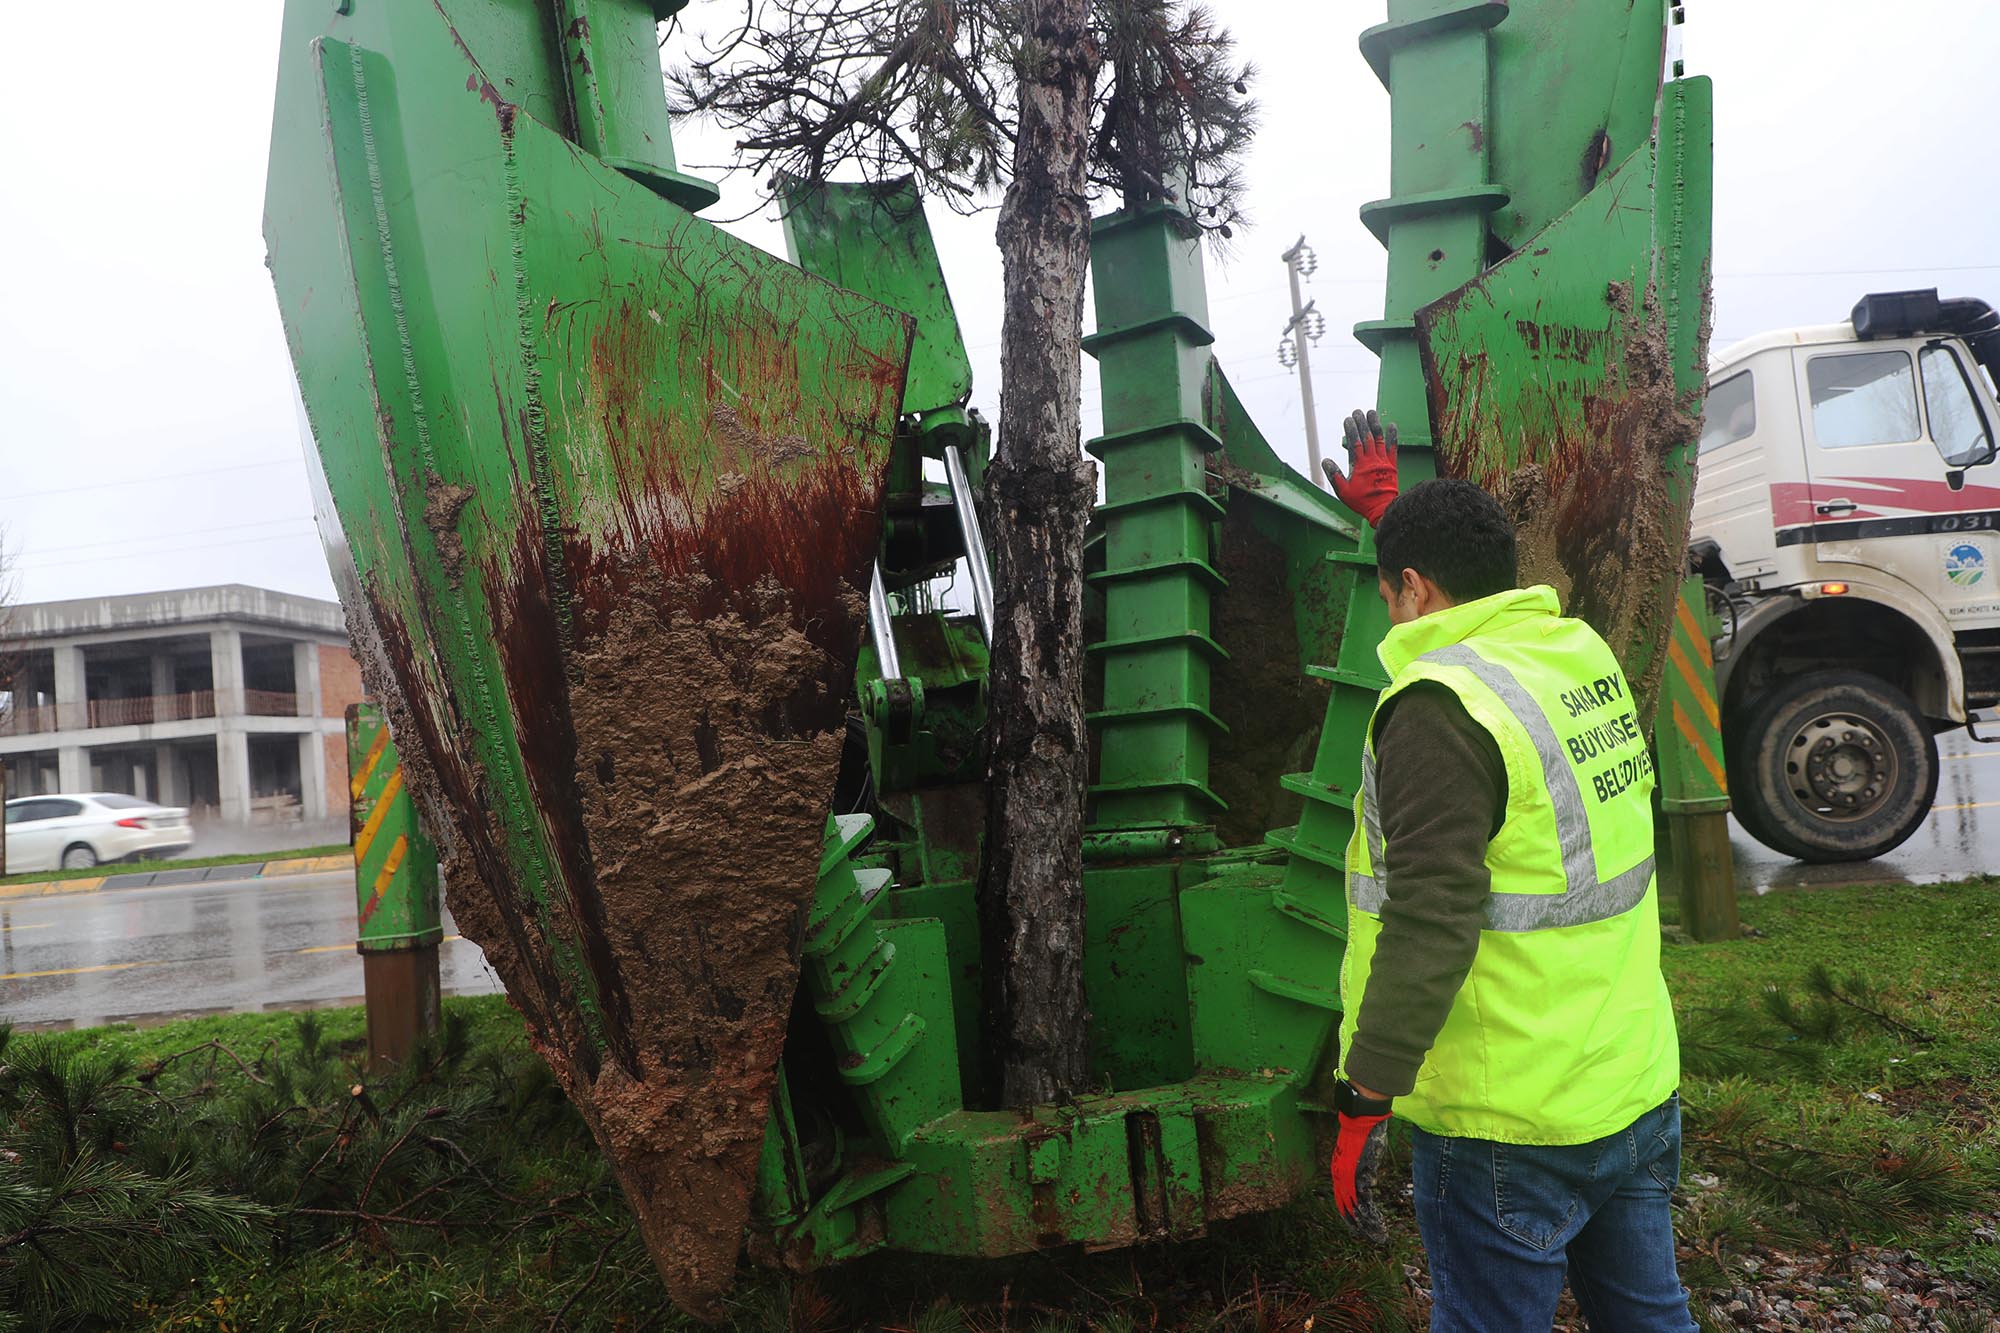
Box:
[1350,643,1655,932]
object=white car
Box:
[3,793,194,872]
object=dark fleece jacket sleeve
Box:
[1343,681,1507,1098]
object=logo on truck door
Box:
[1946,543,1988,587]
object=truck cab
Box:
[1691,289,2000,861]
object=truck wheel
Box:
[1734,670,1938,863]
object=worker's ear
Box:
[1409,569,1453,615]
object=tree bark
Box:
[979,0,1101,1109]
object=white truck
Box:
[1690,289,2000,862]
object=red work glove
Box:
[1323,408,1400,528]
[1330,1078,1393,1239]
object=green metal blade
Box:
[267,1,912,1313]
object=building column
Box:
[210,628,246,718]
[298,732,328,820]
[150,653,176,713]
[216,731,251,824]
[58,745,87,795]
[154,743,181,806]
[53,645,87,731]
[293,641,322,719]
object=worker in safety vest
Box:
[1321,411,1693,1332]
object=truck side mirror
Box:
[1948,469,1968,492]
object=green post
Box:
[1649,69,1738,941]
[347,702,443,1069]
[1083,203,1230,836]
[1656,579,1740,941]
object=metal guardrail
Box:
[0,688,305,736]
[87,691,220,727]
[0,704,58,737]
[244,689,303,717]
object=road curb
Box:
[0,854,354,902]
[0,876,107,902]
[262,854,355,877]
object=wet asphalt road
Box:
[1732,730,1999,893]
[0,870,502,1031]
[1,738,1994,1030]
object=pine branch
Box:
[140,1038,272,1087]
[1805,963,1936,1043]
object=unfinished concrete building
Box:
[0,585,364,825]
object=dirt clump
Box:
[422,478,474,585]
[710,403,816,469]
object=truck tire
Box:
[1723,716,1777,847]
[1733,670,1938,863]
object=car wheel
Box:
[1733,670,1938,864]
[61,843,99,871]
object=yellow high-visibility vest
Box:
[1340,585,1679,1144]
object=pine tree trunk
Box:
[979,0,1101,1109]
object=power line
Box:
[1716,262,2000,279]
[0,457,302,504]
[20,515,315,559]
[14,527,324,573]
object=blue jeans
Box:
[1408,1095,1696,1333]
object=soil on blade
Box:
[1428,282,1705,720]
[1210,517,1330,848]
[558,569,846,1316]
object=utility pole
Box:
[1279,236,1328,486]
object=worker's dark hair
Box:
[1375,479,1518,603]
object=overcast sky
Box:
[3,2,1996,609]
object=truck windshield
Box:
[1808,350,1921,448]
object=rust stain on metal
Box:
[437,0,516,132]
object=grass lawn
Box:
[0,844,350,887]
[9,878,1997,1330]
[1663,878,2000,1302]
